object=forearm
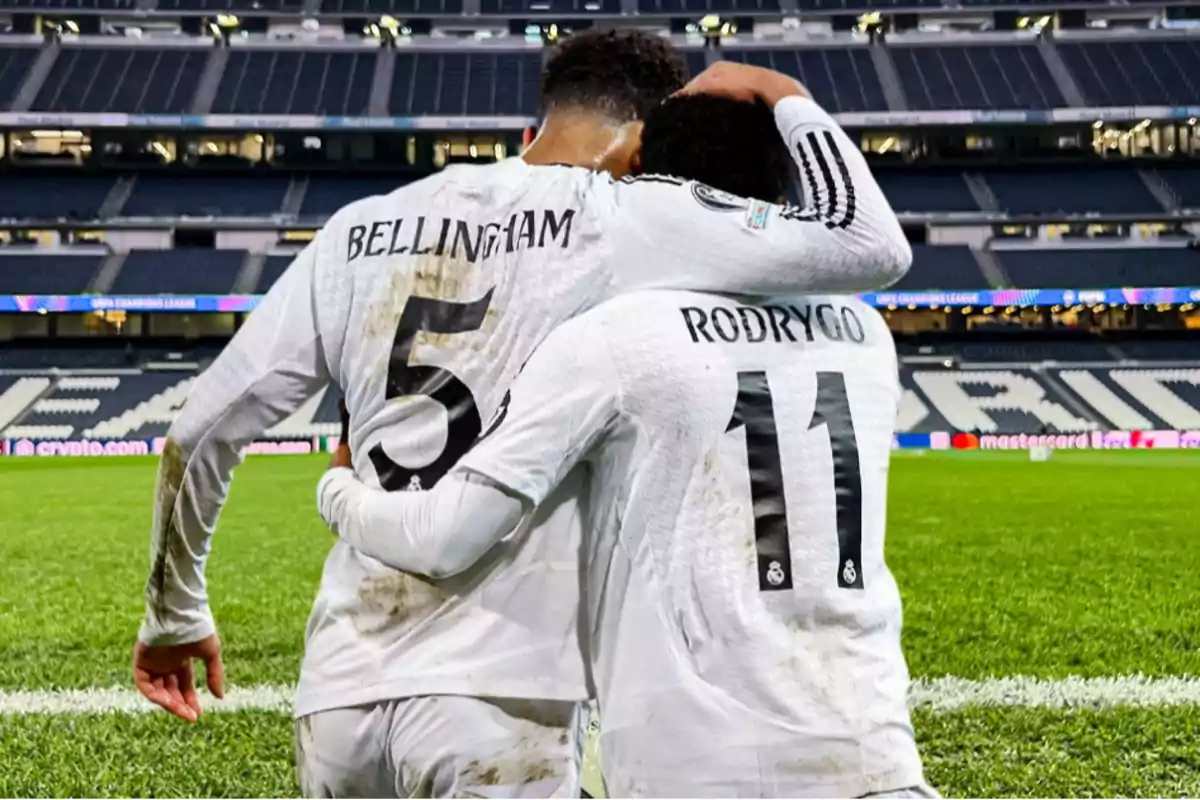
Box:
[317,468,527,579]
[140,242,329,645]
[140,415,237,646]
[774,96,911,290]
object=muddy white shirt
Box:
[318,292,920,797]
[139,95,912,717]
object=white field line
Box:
[2,675,1200,716]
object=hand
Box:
[331,398,352,470]
[132,635,225,722]
[676,61,808,107]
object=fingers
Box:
[133,670,174,715]
[135,669,197,722]
[180,660,203,720]
[204,649,227,699]
[164,672,198,722]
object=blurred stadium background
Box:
[0,0,1198,795]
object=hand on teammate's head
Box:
[676,61,808,107]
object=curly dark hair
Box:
[541,28,689,122]
[639,94,789,204]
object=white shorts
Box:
[295,695,585,798]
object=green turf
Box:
[1,450,1198,796]
[0,711,297,798]
[2,706,1198,798]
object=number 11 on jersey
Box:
[725,370,865,592]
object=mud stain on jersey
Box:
[521,759,558,784]
[462,761,503,787]
[353,571,445,635]
[147,436,187,621]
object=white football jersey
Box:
[456,291,921,798]
[139,95,912,719]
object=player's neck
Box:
[522,113,637,178]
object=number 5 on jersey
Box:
[725,370,865,592]
[368,289,494,493]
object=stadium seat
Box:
[891,246,989,291]
[982,168,1163,216]
[121,174,290,217]
[723,48,886,113]
[0,174,115,220]
[298,175,412,218]
[31,48,208,114]
[996,248,1200,289]
[256,254,298,293]
[109,249,246,295]
[213,50,375,116]
[1154,167,1200,211]
[0,46,37,109]
[0,0,137,7]
[638,0,779,12]
[390,51,542,116]
[1059,39,1200,107]
[876,171,980,214]
[318,0,461,13]
[0,253,103,294]
[481,0,620,12]
[909,368,1097,433]
[891,45,1064,110]
[157,0,305,10]
[4,373,193,440]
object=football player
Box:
[317,87,930,797]
[132,46,910,797]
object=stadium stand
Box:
[3,372,193,441]
[317,0,462,13]
[982,168,1164,216]
[4,362,1200,438]
[877,171,981,214]
[1058,39,1200,108]
[485,0,620,13]
[120,174,291,217]
[996,249,1200,289]
[297,175,411,218]
[0,46,36,109]
[0,20,1198,453]
[213,50,375,116]
[389,51,543,117]
[891,44,1063,110]
[892,246,988,291]
[31,47,209,114]
[256,254,298,293]
[0,173,116,220]
[724,48,885,112]
[156,0,306,11]
[109,249,246,295]
[1154,167,1200,211]
[0,253,103,294]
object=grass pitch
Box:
[1,450,1198,796]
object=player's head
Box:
[541,28,687,122]
[636,94,789,203]
[526,29,688,178]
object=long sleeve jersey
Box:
[140,95,911,716]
